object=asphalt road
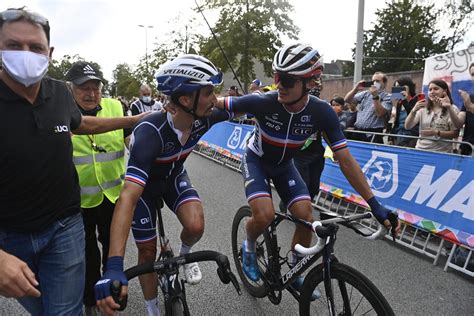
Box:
[1,153,473,315]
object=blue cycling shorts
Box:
[241,149,311,208]
[131,168,200,243]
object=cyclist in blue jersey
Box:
[216,43,399,297]
[95,55,233,316]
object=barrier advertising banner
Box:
[199,122,474,247]
[422,46,474,108]
[320,141,474,247]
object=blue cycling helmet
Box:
[155,54,223,96]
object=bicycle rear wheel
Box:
[231,205,270,298]
[299,262,394,316]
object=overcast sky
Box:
[5,0,473,81]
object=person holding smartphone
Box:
[344,72,392,144]
[404,79,460,153]
[390,76,420,147]
[454,62,474,156]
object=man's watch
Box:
[372,95,380,100]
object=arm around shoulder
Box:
[73,112,149,135]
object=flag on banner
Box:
[422,46,474,108]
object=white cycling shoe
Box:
[183,262,202,285]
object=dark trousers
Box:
[350,128,384,144]
[279,148,325,212]
[293,153,325,201]
[82,198,115,307]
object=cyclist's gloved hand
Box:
[367,197,399,240]
[94,256,128,301]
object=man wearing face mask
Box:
[130,84,163,115]
[66,61,128,316]
[344,72,392,144]
[0,8,145,315]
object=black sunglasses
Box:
[274,73,301,89]
[1,9,50,41]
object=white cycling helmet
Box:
[272,43,323,78]
[155,54,223,96]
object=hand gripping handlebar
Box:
[295,213,387,255]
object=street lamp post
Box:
[138,24,154,77]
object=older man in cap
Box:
[66,61,128,316]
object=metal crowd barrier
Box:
[192,141,474,277]
[344,129,474,156]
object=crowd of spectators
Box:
[229,69,474,156]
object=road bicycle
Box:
[231,205,397,315]
[112,200,241,315]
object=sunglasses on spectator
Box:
[1,8,50,39]
[273,73,302,89]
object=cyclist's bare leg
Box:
[247,197,275,240]
[136,240,158,300]
[176,201,205,248]
[288,200,314,249]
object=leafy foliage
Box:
[343,0,473,76]
[197,0,298,93]
[111,63,141,100]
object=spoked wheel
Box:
[231,205,270,298]
[299,262,394,316]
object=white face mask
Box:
[1,50,49,87]
[141,96,152,104]
[373,81,382,90]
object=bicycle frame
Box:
[265,211,378,315]
[155,201,191,315]
[263,212,331,300]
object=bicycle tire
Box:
[299,262,394,316]
[231,205,270,298]
[170,297,185,316]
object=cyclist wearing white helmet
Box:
[216,43,399,299]
[95,55,234,316]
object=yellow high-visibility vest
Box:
[72,98,125,208]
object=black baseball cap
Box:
[330,96,345,106]
[65,61,103,85]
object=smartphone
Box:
[360,81,373,88]
[391,86,405,100]
[417,93,425,101]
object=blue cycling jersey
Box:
[224,91,347,164]
[125,108,233,187]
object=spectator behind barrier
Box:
[455,62,474,156]
[344,72,392,144]
[404,79,460,153]
[390,76,420,148]
[330,96,356,134]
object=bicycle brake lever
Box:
[388,212,398,243]
[228,270,242,295]
[111,280,128,311]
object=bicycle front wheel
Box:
[231,205,270,298]
[299,262,394,316]
[170,297,185,316]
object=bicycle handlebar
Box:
[111,250,241,311]
[295,212,386,255]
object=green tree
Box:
[197,0,298,93]
[434,0,473,51]
[343,0,473,76]
[111,63,141,100]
